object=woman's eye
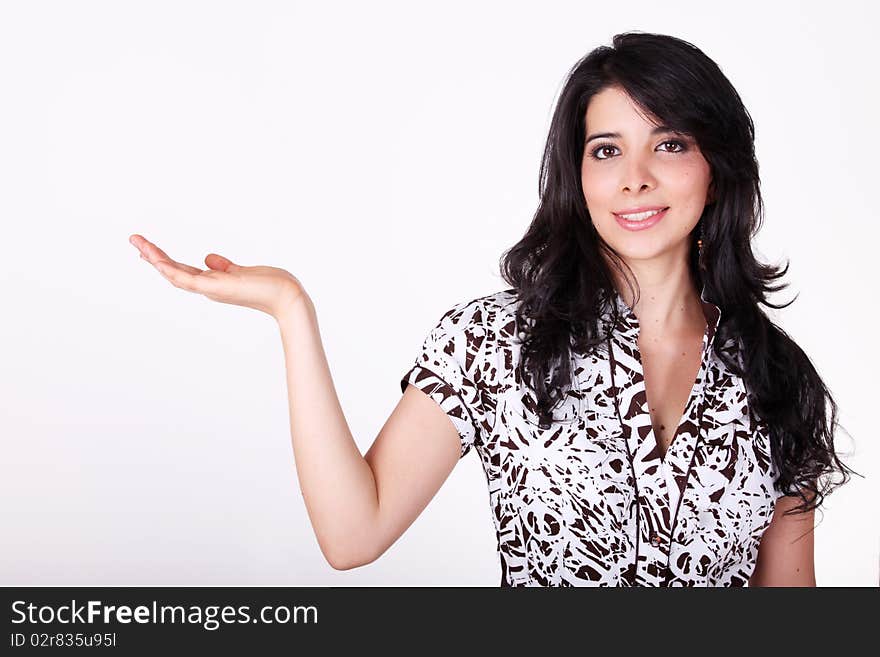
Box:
[660,139,686,153]
[590,139,688,160]
[591,144,618,160]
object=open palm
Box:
[129,234,304,317]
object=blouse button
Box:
[650,533,663,547]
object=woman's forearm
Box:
[274,294,379,569]
[128,234,380,568]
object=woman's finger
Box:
[130,234,202,275]
[204,252,241,273]
[154,261,223,297]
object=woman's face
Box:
[580,85,714,265]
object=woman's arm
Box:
[130,235,463,571]
[749,494,817,587]
[275,296,462,570]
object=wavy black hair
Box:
[499,31,855,516]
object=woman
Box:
[129,32,852,586]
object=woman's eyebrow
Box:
[585,125,678,144]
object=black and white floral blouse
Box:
[400,288,786,587]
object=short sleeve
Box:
[399,301,493,459]
[750,401,789,503]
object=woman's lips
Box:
[613,207,669,231]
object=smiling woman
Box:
[581,88,715,266]
[130,30,855,587]
[490,31,855,585]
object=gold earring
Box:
[697,227,706,271]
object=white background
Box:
[1,0,876,586]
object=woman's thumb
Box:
[205,253,241,272]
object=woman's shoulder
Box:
[435,288,521,341]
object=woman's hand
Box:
[129,234,306,318]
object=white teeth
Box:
[619,208,665,221]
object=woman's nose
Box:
[619,158,657,193]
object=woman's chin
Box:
[607,239,689,264]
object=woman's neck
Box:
[611,259,705,336]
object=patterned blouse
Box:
[400,288,786,587]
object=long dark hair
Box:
[499,31,855,516]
